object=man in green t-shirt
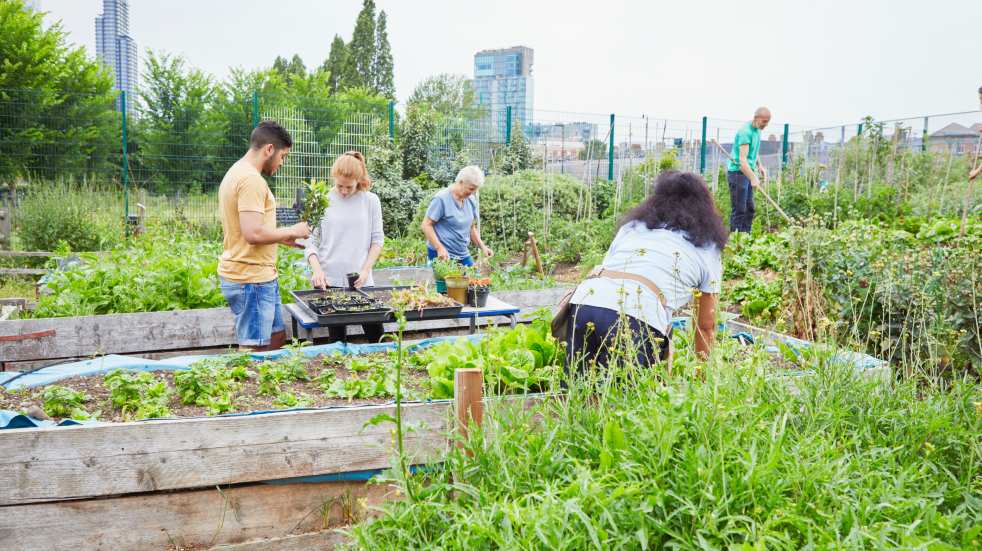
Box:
[970,86,982,182]
[726,107,771,233]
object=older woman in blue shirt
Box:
[421,165,493,266]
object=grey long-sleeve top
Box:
[303,189,384,287]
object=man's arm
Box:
[739,144,761,188]
[239,212,309,246]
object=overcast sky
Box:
[35,0,982,130]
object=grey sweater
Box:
[303,189,384,287]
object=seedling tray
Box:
[291,288,392,326]
[361,287,464,321]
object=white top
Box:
[303,189,384,287]
[570,221,723,333]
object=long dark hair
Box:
[618,170,728,250]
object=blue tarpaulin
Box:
[0,320,887,430]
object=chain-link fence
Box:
[2,85,979,237]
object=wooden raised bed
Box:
[0,288,571,371]
[0,393,539,550]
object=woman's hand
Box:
[353,269,370,289]
[480,245,493,258]
[310,267,328,290]
[436,246,450,260]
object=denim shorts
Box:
[219,277,284,347]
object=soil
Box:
[0,353,429,424]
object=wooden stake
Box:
[454,368,483,454]
[527,232,544,277]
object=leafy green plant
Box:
[300,178,331,228]
[430,257,462,280]
[417,313,560,398]
[41,385,93,420]
[272,391,313,408]
[174,357,248,415]
[257,352,310,396]
[104,370,171,420]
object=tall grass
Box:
[347,333,982,549]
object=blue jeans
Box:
[727,171,756,233]
[426,247,474,267]
[219,277,285,347]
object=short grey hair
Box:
[454,165,485,188]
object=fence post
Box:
[921,116,928,152]
[699,116,708,174]
[781,123,790,168]
[121,91,129,237]
[388,101,395,140]
[857,122,863,137]
[505,106,512,144]
[251,90,259,129]
[454,368,484,455]
[608,114,615,181]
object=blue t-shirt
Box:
[425,188,479,259]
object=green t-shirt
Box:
[727,122,761,172]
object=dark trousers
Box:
[727,170,756,233]
[564,304,669,373]
[327,323,385,344]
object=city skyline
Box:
[94,0,137,111]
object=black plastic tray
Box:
[291,288,392,326]
[360,287,464,321]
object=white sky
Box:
[34,0,982,129]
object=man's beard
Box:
[260,157,277,176]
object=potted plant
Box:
[466,276,491,307]
[431,258,461,295]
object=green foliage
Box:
[372,177,424,238]
[416,314,560,399]
[343,0,377,91]
[300,179,331,228]
[41,385,93,420]
[134,50,228,194]
[430,257,463,280]
[371,11,395,98]
[495,123,533,175]
[0,0,118,180]
[32,231,306,318]
[272,391,313,409]
[401,104,437,179]
[104,370,171,420]
[322,354,403,400]
[578,138,608,160]
[351,339,982,548]
[256,352,310,396]
[477,171,596,252]
[322,35,349,94]
[407,74,478,117]
[15,181,123,251]
[174,355,252,415]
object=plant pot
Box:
[444,276,468,304]
[467,285,490,307]
[435,279,447,294]
[346,272,360,289]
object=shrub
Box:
[15,180,123,251]
[373,178,425,238]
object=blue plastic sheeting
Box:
[0,319,887,430]
[1,335,479,391]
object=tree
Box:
[407,74,478,117]
[579,138,609,160]
[344,0,376,90]
[322,35,348,94]
[135,50,227,193]
[497,121,533,175]
[0,0,118,180]
[401,104,436,179]
[372,10,395,98]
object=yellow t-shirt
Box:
[217,159,277,283]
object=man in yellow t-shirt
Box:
[218,121,311,351]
